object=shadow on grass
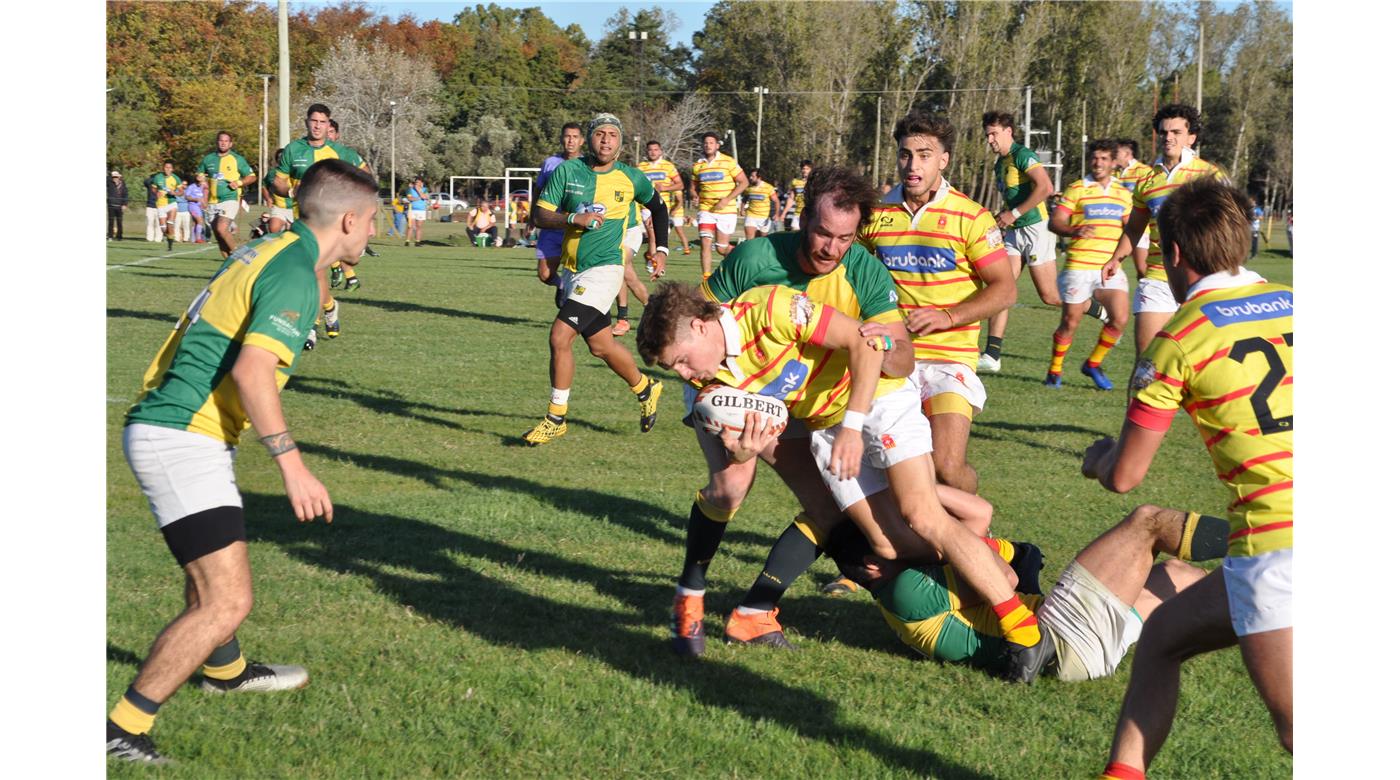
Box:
[244,496,994,779]
[972,419,1109,457]
[347,296,534,326]
[291,440,774,555]
[107,643,143,669]
[120,271,214,281]
[107,307,179,324]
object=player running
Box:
[859,112,1017,494]
[147,162,183,251]
[742,168,780,240]
[197,130,256,259]
[778,160,812,231]
[534,122,586,304]
[638,281,1053,682]
[1103,104,1228,360]
[523,113,669,446]
[637,139,689,254]
[826,504,1226,682]
[107,159,378,765]
[1044,139,1133,390]
[271,103,373,349]
[690,131,748,279]
[977,110,1062,373]
[1083,178,1292,777]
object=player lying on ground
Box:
[638,282,1052,681]
[826,505,1227,681]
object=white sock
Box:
[550,388,571,406]
[676,586,705,597]
[735,606,766,616]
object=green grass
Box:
[107,217,1293,778]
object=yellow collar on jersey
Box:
[1187,268,1266,300]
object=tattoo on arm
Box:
[260,431,297,456]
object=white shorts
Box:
[160,203,178,217]
[1037,560,1144,682]
[787,213,800,230]
[697,210,737,238]
[123,423,242,529]
[1005,221,1056,266]
[1132,277,1179,314]
[624,224,644,254]
[744,216,771,232]
[409,210,427,222]
[1223,548,1292,636]
[910,360,986,415]
[808,382,932,511]
[560,263,625,315]
[269,205,295,223]
[208,200,240,220]
[1058,268,1129,305]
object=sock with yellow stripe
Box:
[1176,512,1229,562]
[629,375,652,399]
[739,514,825,611]
[982,536,1015,563]
[343,264,357,280]
[1048,334,1072,376]
[547,388,569,422]
[984,336,1004,361]
[1100,762,1146,780]
[992,595,1041,646]
[109,685,161,736]
[678,492,737,591]
[1087,325,1123,367]
[323,300,336,314]
[202,637,247,681]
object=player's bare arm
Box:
[533,203,596,231]
[857,319,914,378]
[1081,419,1169,493]
[997,166,1053,229]
[907,252,1017,335]
[1049,206,1090,239]
[271,174,292,198]
[230,344,333,523]
[718,171,749,211]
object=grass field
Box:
[106,214,1293,778]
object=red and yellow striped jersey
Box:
[1127,272,1293,557]
[1133,150,1227,281]
[1055,177,1133,271]
[744,181,777,218]
[638,157,681,210]
[859,181,1009,367]
[692,153,743,214]
[716,285,906,430]
[1115,159,1153,194]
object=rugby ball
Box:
[692,384,788,437]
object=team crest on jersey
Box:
[881,434,896,450]
[984,227,1004,250]
[574,285,587,295]
[937,215,948,228]
[614,190,625,203]
[1130,358,1157,392]
[789,293,815,325]
[878,215,895,226]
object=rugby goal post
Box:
[449,168,540,228]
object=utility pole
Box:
[390,100,397,202]
[874,95,882,185]
[277,0,290,146]
[1196,12,1204,110]
[258,74,272,203]
[752,87,769,168]
[629,27,648,136]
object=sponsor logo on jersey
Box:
[758,359,810,397]
[876,244,957,274]
[1084,203,1126,221]
[698,170,729,183]
[270,311,303,338]
[1202,291,1293,326]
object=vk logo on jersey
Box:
[1084,203,1125,221]
[757,360,809,398]
[699,170,728,183]
[576,202,607,215]
[877,244,957,274]
[1202,291,1293,326]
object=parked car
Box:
[428,192,470,213]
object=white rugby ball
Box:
[693,384,789,437]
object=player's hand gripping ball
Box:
[693,384,788,437]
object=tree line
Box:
[107,1,1292,212]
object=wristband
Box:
[1010,207,1022,220]
[841,411,867,431]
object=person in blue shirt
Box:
[404,176,429,246]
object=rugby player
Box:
[742,168,780,240]
[1044,139,1133,390]
[327,119,381,259]
[826,505,1226,681]
[108,159,379,764]
[638,281,1052,681]
[148,162,182,251]
[1113,138,1153,298]
[778,160,812,231]
[1083,178,1292,776]
[197,130,256,259]
[534,122,586,302]
[523,112,669,446]
[1103,104,1228,359]
[690,131,748,278]
[263,148,294,233]
[272,104,372,349]
[978,111,1062,373]
[637,139,689,254]
[860,112,1017,494]
[611,199,662,337]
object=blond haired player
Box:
[1103,104,1228,358]
[1044,139,1133,390]
[639,282,1052,682]
[860,112,1017,494]
[690,131,748,278]
[1083,178,1292,778]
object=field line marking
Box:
[108,245,218,271]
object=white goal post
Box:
[449,168,540,227]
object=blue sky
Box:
[282,1,715,45]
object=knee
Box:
[701,479,748,512]
[205,589,253,633]
[1125,504,1167,531]
[587,338,611,358]
[548,328,573,351]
